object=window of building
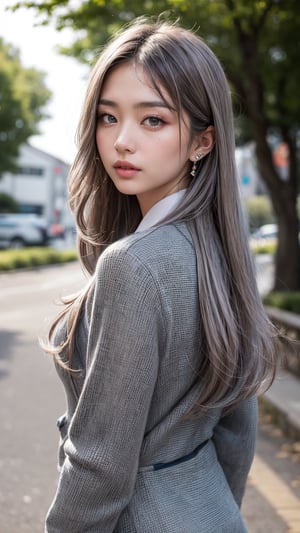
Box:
[18,167,44,177]
[19,204,44,215]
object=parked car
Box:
[0,213,49,249]
[250,224,278,248]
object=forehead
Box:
[100,62,173,107]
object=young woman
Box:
[45,19,279,532]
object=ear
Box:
[189,126,215,162]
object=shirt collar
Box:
[135,189,186,233]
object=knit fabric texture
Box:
[45,222,257,532]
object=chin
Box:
[113,182,138,196]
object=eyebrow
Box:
[98,98,174,111]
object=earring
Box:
[190,153,204,177]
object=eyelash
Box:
[98,113,116,124]
[143,116,166,128]
[97,113,166,128]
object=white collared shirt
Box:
[135,189,187,233]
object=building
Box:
[0,144,70,226]
[235,142,263,198]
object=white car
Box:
[0,213,49,249]
[250,224,278,248]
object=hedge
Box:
[243,195,276,232]
[263,291,300,315]
[243,195,300,233]
[250,242,277,255]
[0,247,77,272]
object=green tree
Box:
[11,0,300,290]
[0,38,51,175]
[0,191,20,213]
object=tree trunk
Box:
[232,27,300,290]
[251,111,300,291]
[275,206,300,291]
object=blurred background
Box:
[0,1,299,532]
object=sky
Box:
[1,1,89,164]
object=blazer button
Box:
[57,414,67,429]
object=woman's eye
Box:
[98,113,117,124]
[144,116,165,128]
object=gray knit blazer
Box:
[45,222,257,532]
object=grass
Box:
[0,247,78,272]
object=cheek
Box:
[156,141,187,166]
[150,133,181,156]
[95,127,101,146]
[96,130,108,157]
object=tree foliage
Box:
[0,191,20,213]
[0,38,51,175]
[10,0,300,289]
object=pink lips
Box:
[113,160,140,178]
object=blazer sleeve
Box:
[212,395,258,508]
[45,246,164,532]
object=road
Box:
[0,260,299,532]
[0,262,85,532]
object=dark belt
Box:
[153,439,210,471]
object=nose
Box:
[114,124,136,153]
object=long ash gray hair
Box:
[47,19,280,411]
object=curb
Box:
[262,305,300,441]
[260,370,300,441]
